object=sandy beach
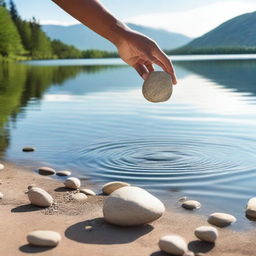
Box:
[0,161,255,256]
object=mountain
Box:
[182,11,256,50]
[42,23,191,51]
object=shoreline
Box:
[0,161,255,256]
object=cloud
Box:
[126,1,256,37]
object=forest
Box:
[0,0,117,61]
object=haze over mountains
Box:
[179,11,256,50]
[42,23,191,51]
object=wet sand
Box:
[0,161,255,256]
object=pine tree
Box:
[0,6,24,56]
[0,0,6,7]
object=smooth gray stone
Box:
[56,170,71,176]
[27,230,61,247]
[142,71,173,103]
[102,181,130,195]
[38,167,56,176]
[208,212,236,227]
[194,226,218,243]
[64,177,81,189]
[28,187,53,207]
[159,235,188,255]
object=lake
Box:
[1,55,256,229]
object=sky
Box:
[13,0,256,38]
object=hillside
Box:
[173,11,256,53]
[42,23,191,51]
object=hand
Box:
[117,30,177,84]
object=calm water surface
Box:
[1,55,256,229]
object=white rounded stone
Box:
[56,170,71,176]
[71,193,87,201]
[0,192,3,199]
[0,163,4,170]
[27,230,61,247]
[208,212,236,227]
[80,188,96,196]
[194,226,218,243]
[103,186,165,226]
[182,200,201,210]
[142,71,173,103]
[102,181,130,195]
[28,187,54,207]
[38,167,55,176]
[246,197,256,218]
[159,235,188,255]
[64,177,81,189]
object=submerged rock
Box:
[142,71,173,103]
[208,212,236,227]
[22,147,35,152]
[28,187,53,207]
[102,181,130,195]
[103,186,165,226]
[56,170,71,176]
[64,177,81,189]
[159,235,188,255]
[246,197,256,218]
[182,200,201,210]
[194,226,218,243]
[38,167,55,176]
[27,230,61,247]
[80,188,96,196]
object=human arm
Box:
[52,0,177,84]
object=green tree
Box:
[0,6,24,57]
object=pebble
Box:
[0,163,4,170]
[38,167,56,176]
[0,192,3,199]
[28,187,54,207]
[178,196,188,202]
[194,226,218,243]
[85,225,93,231]
[80,188,96,196]
[102,181,130,195]
[142,71,173,103]
[182,200,201,210]
[22,146,35,152]
[71,192,87,201]
[64,177,81,189]
[246,197,256,218]
[208,212,236,227]
[27,230,61,247]
[103,186,165,226]
[159,235,188,255]
[56,170,71,176]
[27,184,36,190]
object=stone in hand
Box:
[142,71,173,103]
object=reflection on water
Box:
[1,57,256,229]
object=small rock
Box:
[0,163,4,170]
[142,71,173,103]
[27,230,61,247]
[194,226,218,243]
[22,146,35,152]
[28,187,54,207]
[27,184,36,190]
[0,192,3,199]
[64,177,81,189]
[56,170,71,176]
[80,188,96,196]
[208,212,236,227]
[182,200,201,210]
[103,186,165,226]
[71,192,87,201]
[159,235,188,255]
[38,167,55,176]
[246,197,256,218]
[85,225,93,231]
[102,181,130,195]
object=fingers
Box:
[145,63,154,72]
[133,63,149,80]
[152,48,177,85]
